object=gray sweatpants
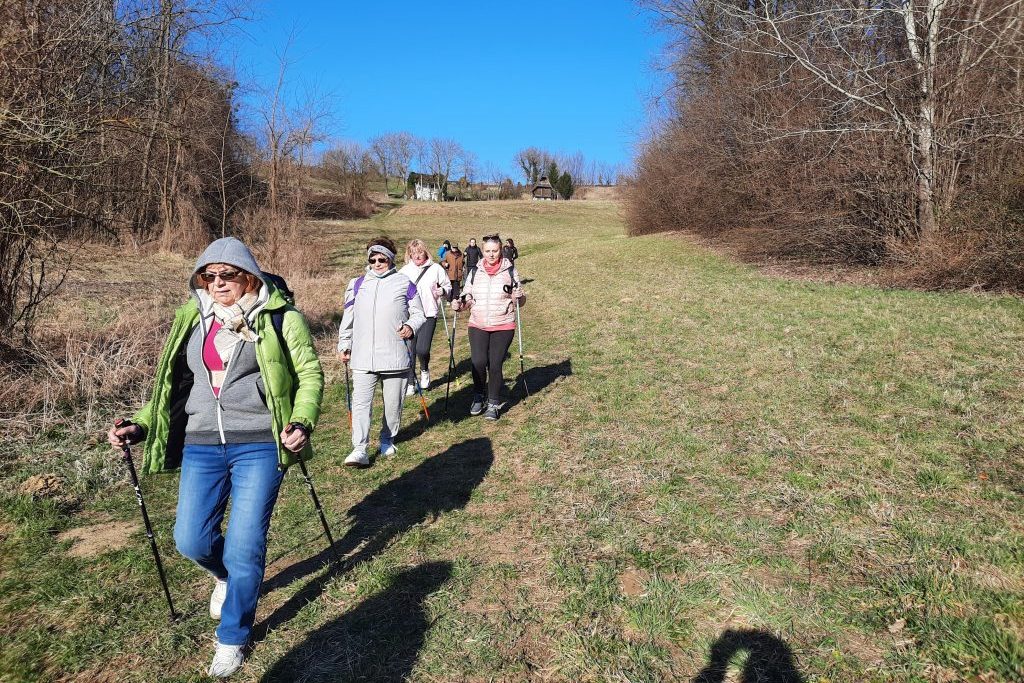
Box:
[350,370,409,453]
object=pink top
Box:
[203,320,225,396]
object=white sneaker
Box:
[344,449,369,467]
[420,370,430,390]
[209,578,228,620]
[208,642,244,678]
[406,383,416,396]
[380,441,397,457]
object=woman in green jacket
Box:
[107,237,323,678]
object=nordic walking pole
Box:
[114,419,179,621]
[285,423,341,565]
[505,274,530,398]
[343,363,353,430]
[438,302,457,417]
[405,340,430,422]
[514,298,529,398]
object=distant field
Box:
[2,199,1022,682]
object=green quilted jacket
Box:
[132,285,324,474]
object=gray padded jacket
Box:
[336,268,426,372]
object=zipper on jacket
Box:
[371,278,379,370]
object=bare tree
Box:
[648,0,1024,239]
[425,138,465,201]
[514,147,556,185]
[321,142,371,200]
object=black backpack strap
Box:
[270,309,293,377]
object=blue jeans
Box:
[174,442,283,646]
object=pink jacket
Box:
[461,258,525,330]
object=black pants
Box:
[412,316,437,373]
[467,327,515,403]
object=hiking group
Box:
[106,232,526,678]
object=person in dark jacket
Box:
[464,238,482,271]
[108,237,324,678]
[502,238,519,264]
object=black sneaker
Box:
[469,394,485,416]
[483,402,500,421]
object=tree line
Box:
[321,137,622,202]
[629,0,1024,289]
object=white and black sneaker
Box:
[420,370,430,390]
[469,394,485,416]
[379,441,397,457]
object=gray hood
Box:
[189,237,270,317]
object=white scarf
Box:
[210,292,260,372]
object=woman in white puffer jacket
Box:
[399,239,451,393]
[452,233,525,421]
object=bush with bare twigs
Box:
[631,0,1024,290]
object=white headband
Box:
[367,245,395,261]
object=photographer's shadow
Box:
[693,629,805,683]
[254,438,493,641]
[261,561,453,682]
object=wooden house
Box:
[531,176,561,200]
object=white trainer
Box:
[406,383,416,396]
[420,370,430,390]
[208,641,244,678]
[380,441,397,457]
[344,449,369,467]
[209,577,228,620]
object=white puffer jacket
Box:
[398,259,451,318]
[337,269,426,372]
[460,258,525,329]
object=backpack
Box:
[263,271,294,367]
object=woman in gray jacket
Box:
[337,237,426,466]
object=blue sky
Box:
[229,1,668,179]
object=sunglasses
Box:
[368,256,391,265]
[198,270,244,283]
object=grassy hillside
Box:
[2,199,1023,681]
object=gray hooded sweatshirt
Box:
[184,237,274,445]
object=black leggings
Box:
[467,327,515,402]
[413,316,437,372]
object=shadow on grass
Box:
[253,438,492,641]
[692,629,805,683]
[260,561,452,682]
[398,359,572,440]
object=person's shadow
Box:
[692,629,805,683]
[260,561,453,682]
[399,359,572,437]
[253,438,493,641]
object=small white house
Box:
[414,180,441,201]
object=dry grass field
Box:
[2,198,1023,682]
